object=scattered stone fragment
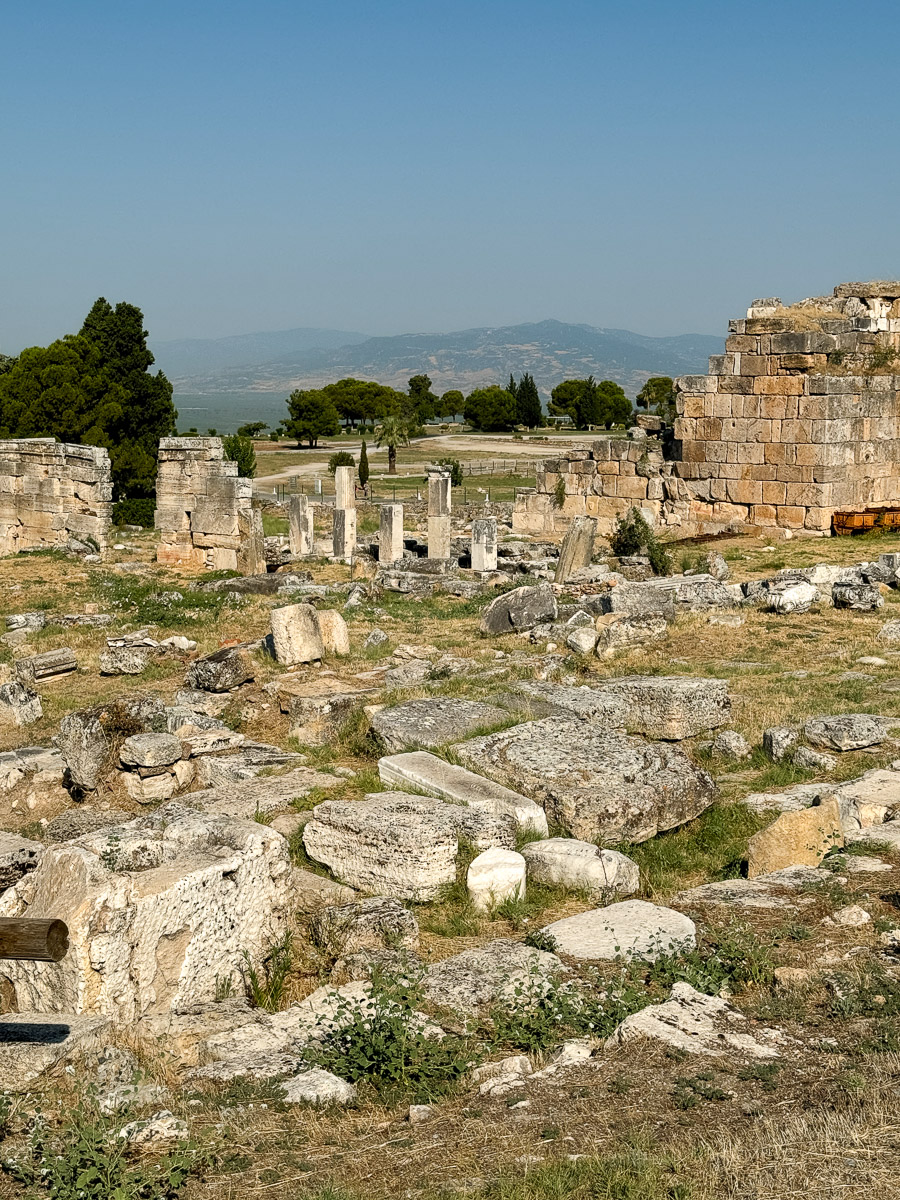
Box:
[793,746,836,772]
[303,793,514,901]
[423,940,562,1015]
[540,900,696,962]
[832,583,883,611]
[271,603,325,665]
[277,676,377,745]
[0,681,42,727]
[876,620,900,644]
[15,648,77,684]
[710,730,751,760]
[804,713,892,752]
[279,1068,357,1106]
[607,982,786,1058]
[480,584,558,635]
[185,645,254,692]
[370,698,510,753]
[0,1013,112,1092]
[466,848,526,912]
[589,676,731,740]
[318,610,350,656]
[377,751,548,835]
[311,897,419,957]
[98,645,154,676]
[566,626,599,655]
[120,732,183,769]
[746,797,843,877]
[766,582,819,614]
[762,727,798,762]
[514,681,629,728]
[364,629,389,649]
[830,904,871,928]
[521,838,638,898]
[594,611,669,656]
[457,717,716,843]
[57,709,111,792]
[119,1111,188,1146]
[856,656,888,668]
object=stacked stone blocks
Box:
[0,439,112,555]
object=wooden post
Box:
[0,919,69,962]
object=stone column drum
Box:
[471,517,497,572]
[380,503,404,564]
[427,468,452,559]
[289,494,313,557]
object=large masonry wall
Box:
[515,282,900,538]
[0,439,112,554]
[154,437,264,573]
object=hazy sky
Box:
[4,0,900,350]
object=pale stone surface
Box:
[280,1068,357,1105]
[317,609,350,656]
[0,1013,113,1092]
[566,626,599,655]
[0,804,293,1022]
[877,619,900,644]
[831,903,870,927]
[554,516,596,583]
[540,900,696,962]
[832,583,883,611]
[607,982,787,1058]
[521,838,639,898]
[288,494,313,556]
[185,645,254,692]
[457,717,716,843]
[332,508,357,561]
[767,583,820,614]
[480,584,558,635]
[380,504,404,565]
[466,848,526,912]
[471,518,498,572]
[0,831,44,891]
[119,1111,188,1145]
[120,733,182,769]
[271,603,325,665]
[793,746,836,772]
[586,676,731,740]
[303,793,514,901]
[514,682,628,729]
[378,750,547,834]
[311,897,419,956]
[0,440,112,556]
[710,730,751,760]
[16,648,77,684]
[746,797,843,877]
[594,611,668,656]
[847,820,900,848]
[423,939,562,1015]
[278,676,377,745]
[763,727,798,761]
[674,866,828,910]
[370,698,509,753]
[0,681,42,726]
[804,713,892,751]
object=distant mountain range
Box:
[152,319,723,402]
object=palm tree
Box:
[374,415,410,475]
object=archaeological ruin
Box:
[514,281,900,539]
[0,439,112,555]
[154,436,265,574]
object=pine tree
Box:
[507,372,518,399]
[358,439,370,486]
[515,373,542,427]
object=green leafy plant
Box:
[673,1073,729,1109]
[609,507,672,575]
[243,931,293,1011]
[222,433,257,478]
[327,450,355,476]
[112,498,156,527]
[307,969,476,1103]
[552,475,567,509]
[3,1092,208,1199]
[433,456,463,487]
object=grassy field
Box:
[2,525,900,1199]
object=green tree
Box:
[506,373,518,399]
[515,372,542,427]
[358,439,370,486]
[374,414,411,475]
[440,389,464,420]
[236,421,268,438]
[78,298,177,497]
[636,376,676,423]
[223,433,257,477]
[0,353,15,376]
[408,374,437,423]
[548,378,600,428]
[285,388,341,447]
[328,450,355,475]
[464,385,518,431]
[596,380,633,429]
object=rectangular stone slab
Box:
[378,751,548,835]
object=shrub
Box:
[552,476,567,509]
[112,497,156,527]
[609,507,672,575]
[242,931,293,1011]
[433,456,463,487]
[3,1091,208,1199]
[222,433,257,478]
[307,969,476,1103]
[328,450,355,476]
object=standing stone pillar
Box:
[289,494,313,557]
[332,464,357,562]
[238,504,267,575]
[427,468,452,559]
[554,514,597,583]
[380,503,404,564]
[471,517,497,572]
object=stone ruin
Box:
[515,281,900,538]
[0,439,112,555]
[154,436,265,574]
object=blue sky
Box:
[3,0,900,349]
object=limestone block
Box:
[370,698,510,752]
[334,465,356,510]
[271,603,325,665]
[595,612,669,656]
[288,495,313,557]
[804,713,890,752]
[521,838,638,897]
[0,681,42,726]
[427,469,451,517]
[427,513,451,559]
[332,508,357,561]
[480,584,557,634]
[747,797,843,877]
[471,517,497,572]
[592,676,731,740]
[317,609,350,656]
[554,515,596,583]
[467,848,526,912]
[540,900,695,962]
[422,939,562,1015]
[0,804,293,1022]
[379,503,404,564]
[185,645,254,692]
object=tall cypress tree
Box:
[358,439,370,486]
[515,372,542,428]
[506,372,518,399]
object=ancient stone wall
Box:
[154,437,264,573]
[515,282,900,538]
[0,439,112,554]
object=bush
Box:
[222,433,257,478]
[112,498,156,527]
[609,507,672,575]
[328,450,355,476]
[433,456,463,487]
[307,968,476,1103]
